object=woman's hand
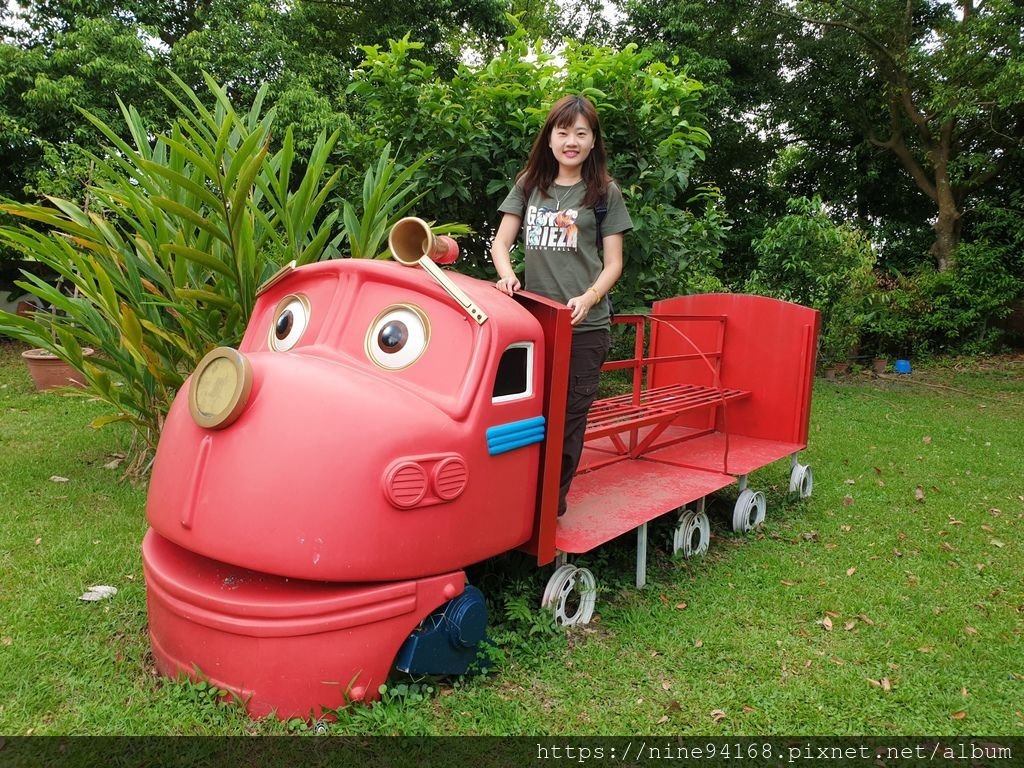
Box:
[495,274,521,295]
[567,289,600,326]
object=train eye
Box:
[367,305,429,369]
[270,295,309,351]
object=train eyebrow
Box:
[257,261,297,297]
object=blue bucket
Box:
[894,359,912,374]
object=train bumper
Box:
[142,529,465,719]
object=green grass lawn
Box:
[0,339,1021,735]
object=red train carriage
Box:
[142,218,819,719]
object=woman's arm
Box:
[490,213,522,296]
[566,232,624,326]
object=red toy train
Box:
[142,218,820,719]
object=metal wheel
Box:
[541,564,596,626]
[673,509,710,558]
[732,488,766,533]
[672,509,696,555]
[688,510,711,556]
[789,462,814,499]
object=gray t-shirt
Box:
[498,181,633,332]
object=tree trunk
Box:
[930,140,961,272]
[930,204,960,273]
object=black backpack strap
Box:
[594,194,608,250]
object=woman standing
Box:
[491,94,633,516]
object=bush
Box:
[868,242,1023,357]
[746,196,877,364]
[0,73,344,473]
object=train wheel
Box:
[541,564,596,626]
[673,509,710,558]
[732,488,766,533]
[789,462,814,498]
[688,510,711,557]
[672,509,695,555]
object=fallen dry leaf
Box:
[825,542,838,550]
[710,709,726,723]
[820,617,833,632]
[940,542,954,552]
[1,636,12,646]
[781,580,796,587]
[873,466,882,475]
[79,585,118,602]
[662,681,672,691]
[922,436,932,444]
[656,715,669,725]
[103,453,126,470]
[742,705,756,714]
[857,614,875,625]
[33,537,41,546]
[675,602,687,610]
[965,626,979,636]
[868,678,882,688]
[49,475,69,483]
[826,610,841,618]
[842,495,854,506]
[840,525,851,532]
[694,639,704,648]
[914,486,925,502]
[961,687,969,697]
[951,710,967,720]
[847,567,857,576]
[981,524,995,533]
[845,479,855,485]
[918,646,934,653]
[991,539,1005,548]
[881,678,892,691]
[844,621,857,631]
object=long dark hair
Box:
[516,95,611,210]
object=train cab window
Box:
[492,343,534,403]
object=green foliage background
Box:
[0,1,1022,465]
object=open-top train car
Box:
[142,218,820,719]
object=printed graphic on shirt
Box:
[525,205,578,250]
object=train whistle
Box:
[388,217,488,326]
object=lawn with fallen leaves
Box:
[0,340,1021,735]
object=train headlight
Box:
[188,347,253,429]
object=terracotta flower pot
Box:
[871,358,888,374]
[21,348,94,391]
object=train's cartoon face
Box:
[146,258,547,582]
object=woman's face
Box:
[548,114,595,176]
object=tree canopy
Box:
[1,0,1022,357]
[774,0,1024,272]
